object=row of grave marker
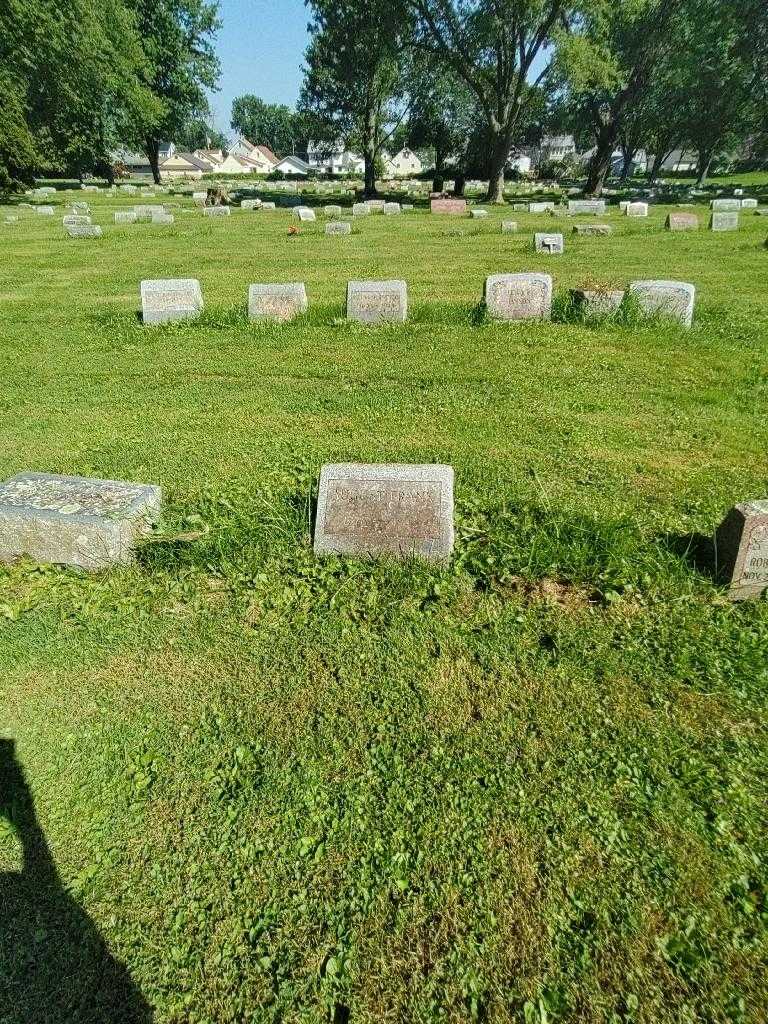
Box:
[0,468,763,602]
[140,275,696,326]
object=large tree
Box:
[406,60,479,192]
[230,96,299,155]
[300,0,414,196]
[410,0,574,203]
[126,0,221,182]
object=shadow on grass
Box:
[657,531,717,580]
[0,739,152,1023]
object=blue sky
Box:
[208,0,310,134]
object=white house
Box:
[307,140,364,175]
[540,134,577,163]
[660,149,698,172]
[229,137,278,173]
[158,152,212,179]
[274,155,311,176]
[216,153,255,175]
[384,148,423,177]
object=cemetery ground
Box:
[1,187,767,1024]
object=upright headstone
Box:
[383,202,401,215]
[568,199,606,215]
[626,202,648,217]
[66,224,102,238]
[715,501,768,600]
[502,220,518,233]
[241,199,262,210]
[0,472,161,570]
[529,202,555,213]
[470,209,488,219]
[63,214,92,226]
[202,205,231,217]
[484,273,552,321]
[36,206,55,216]
[140,279,203,324]
[430,198,467,215]
[740,198,758,209]
[134,204,165,221]
[248,283,307,322]
[347,280,407,323]
[711,198,740,211]
[666,212,699,231]
[628,280,695,326]
[535,232,564,254]
[572,223,612,235]
[115,211,137,224]
[326,221,351,235]
[352,202,370,216]
[314,463,454,561]
[152,212,174,225]
[324,205,343,217]
[366,199,386,212]
[261,202,276,210]
[710,212,739,231]
[295,206,316,222]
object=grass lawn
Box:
[0,186,767,1024]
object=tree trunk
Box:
[362,104,378,198]
[696,150,713,187]
[363,153,377,197]
[432,146,445,193]
[619,147,636,181]
[647,150,666,183]
[585,124,618,196]
[485,131,507,204]
[453,173,466,197]
[146,138,161,185]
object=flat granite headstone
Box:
[535,232,564,254]
[352,202,370,216]
[314,463,454,561]
[484,273,552,321]
[740,198,758,209]
[629,280,695,326]
[134,204,165,221]
[470,209,488,219]
[202,205,231,217]
[295,206,316,222]
[115,211,137,224]
[248,283,307,321]
[66,224,102,238]
[141,278,203,325]
[568,199,606,215]
[430,198,467,215]
[261,202,276,210]
[241,199,261,210]
[63,215,92,226]
[384,202,401,215]
[666,212,699,231]
[626,202,648,217]
[715,500,768,600]
[711,198,740,211]
[324,205,342,217]
[36,206,55,215]
[347,280,407,323]
[326,221,351,235]
[710,212,739,231]
[529,202,555,213]
[152,212,174,225]
[573,223,612,235]
[502,220,518,233]
[0,472,161,570]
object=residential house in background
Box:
[384,148,423,177]
[539,134,577,164]
[158,152,212,179]
[229,137,278,172]
[274,154,311,175]
[307,140,364,175]
[216,152,255,174]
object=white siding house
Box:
[384,148,423,177]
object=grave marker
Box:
[66,224,102,238]
[430,198,467,215]
[202,205,231,217]
[140,278,203,325]
[629,280,695,326]
[347,280,407,323]
[666,212,699,231]
[711,198,740,211]
[115,211,137,224]
[568,199,606,215]
[324,205,342,217]
[0,472,161,570]
[36,206,55,215]
[710,212,739,231]
[352,202,370,216]
[571,288,624,317]
[241,199,261,210]
[295,206,316,222]
[740,198,758,209]
[572,223,612,235]
[152,212,174,225]
[715,501,768,600]
[248,283,307,322]
[314,463,454,561]
[528,202,555,213]
[484,273,552,321]
[326,221,351,235]
[502,220,518,233]
[535,232,564,254]
[470,209,488,219]
[384,202,401,215]
[626,202,648,217]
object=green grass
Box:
[0,186,767,1024]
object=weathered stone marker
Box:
[710,212,739,231]
[352,202,370,216]
[626,202,648,217]
[36,206,55,215]
[571,288,625,318]
[115,211,137,224]
[0,472,161,570]
[314,463,454,561]
[63,215,92,226]
[384,202,401,215]
[573,223,612,235]
[502,220,518,233]
[430,198,467,215]
[296,206,316,222]
[740,198,757,209]
[202,205,231,217]
[715,501,768,600]
[326,221,351,235]
[248,283,307,321]
[152,212,174,225]
[66,224,102,238]
[324,205,342,217]
[528,202,555,213]
[141,278,203,325]
[261,202,276,210]
[711,198,740,211]
[241,199,262,210]
[347,280,407,323]
[366,199,386,212]
[484,273,552,321]
[568,199,606,215]
[629,280,695,326]
[535,232,564,254]
[134,204,165,221]
[666,212,699,231]
[470,209,488,219]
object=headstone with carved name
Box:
[568,199,606,215]
[248,283,307,322]
[202,205,230,217]
[484,273,552,321]
[241,199,262,210]
[63,215,92,226]
[529,202,555,213]
[384,202,401,215]
[314,463,454,561]
[366,199,386,212]
[629,280,695,326]
[347,280,407,323]
[295,206,316,222]
[626,202,648,217]
[134,204,165,221]
[430,198,467,215]
[352,202,370,216]
[573,223,612,236]
[666,212,699,231]
[324,205,342,217]
[535,232,564,254]
[0,472,161,570]
[326,221,351,235]
[115,211,137,224]
[715,500,768,600]
[141,278,203,325]
[740,198,757,209]
[710,212,739,231]
[471,209,488,219]
[711,198,740,211]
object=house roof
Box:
[162,152,212,171]
[255,145,278,164]
[275,155,310,172]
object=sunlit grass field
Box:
[1,183,767,1024]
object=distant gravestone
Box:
[568,199,606,215]
[470,209,488,219]
[347,280,407,323]
[63,214,91,226]
[72,202,90,213]
[140,278,203,325]
[82,185,99,193]
[572,223,612,235]
[502,220,518,233]
[36,206,55,216]
[629,280,695,326]
[352,202,370,216]
[134,204,165,221]
[755,209,768,217]
[0,472,161,570]
[430,198,467,215]
[528,202,555,213]
[510,203,527,211]
[484,273,552,321]
[366,199,386,212]
[740,198,758,209]
[202,205,230,217]
[402,203,414,211]
[535,232,564,254]
[152,212,174,225]
[384,202,401,215]
[666,212,699,231]
[4,216,18,224]
[115,211,137,224]
[571,288,624,318]
[710,212,739,231]
[261,202,276,210]
[248,283,307,322]
[324,205,342,217]
[66,224,102,238]
[626,202,648,217]
[326,221,351,235]
[241,199,261,210]
[618,201,630,212]
[314,463,454,561]
[715,500,768,600]
[711,198,740,211]
[296,206,316,222]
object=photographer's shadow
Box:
[0,739,152,1023]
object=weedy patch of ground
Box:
[0,184,767,1024]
